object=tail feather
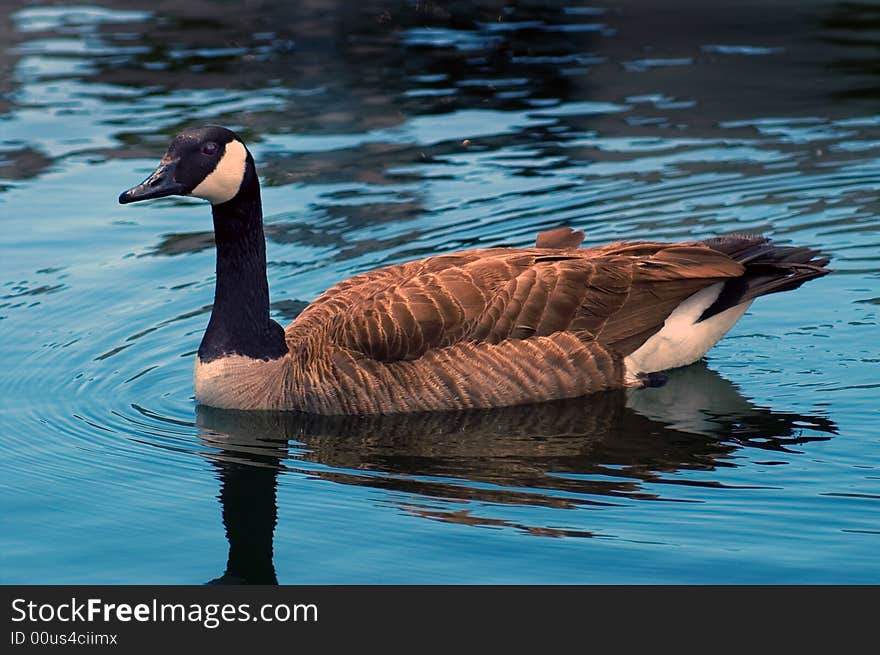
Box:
[699,234,831,321]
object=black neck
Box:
[198,164,287,362]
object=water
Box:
[1,0,878,584]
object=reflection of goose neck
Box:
[207,449,281,585]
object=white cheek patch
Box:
[190,139,248,205]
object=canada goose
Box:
[119,126,830,415]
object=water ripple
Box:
[2,0,879,583]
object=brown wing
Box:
[535,226,585,249]
[320,242,744,363]
[590,244,747,353]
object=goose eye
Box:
[202,142,218,156]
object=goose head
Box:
[119,126,252,206]
[119,126,286,379]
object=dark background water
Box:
[1,0,878,583]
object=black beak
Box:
[118,160,188,204]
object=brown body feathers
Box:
[269,229,828,414]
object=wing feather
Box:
[303,241,745,366]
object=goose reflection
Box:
[197,362,835,583]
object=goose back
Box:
[280,238,747,413]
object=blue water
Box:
[1,1,878,584]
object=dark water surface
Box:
[1,1,878,583]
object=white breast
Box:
[194,354,288,410]
[623,282,752,380]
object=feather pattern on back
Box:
[277,233,755,413]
